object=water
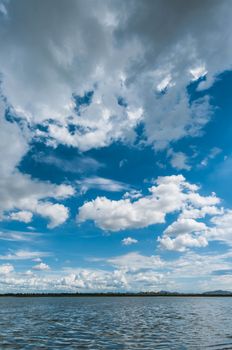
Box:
[0,297,232,349]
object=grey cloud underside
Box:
[0,0,231,151]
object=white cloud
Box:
[158,204,226,252]
[60,268,130,291]
[0,230,36,242]
[200,147,222,167]
[77,175,220,232]
[1,250,232,292]
[107,252,164,272]
[34,202,69,228]
[179,205,223,220]
[158,234,208,252]
[0,265,161,292]
[78,196,163,232]
[156,74,174,92]
[0,82,79,229]
[77,176,129,194]
[9,211,33,223]
[168,149,191,171]
[123,190,142,200]
[33,152,103,174]
[0,171,73,228]
[0,250,50,261]
[209,210,232,245]
[0,1,232,284]
[119,159,127,168]
[209,147,222,159]
[122,237,138,246]
[0,102,28,178]
[164,218,208,236]
[185,192,219,208]
[76,174,229,252]
[0,98,74,228]
[189,65,207,81]
[0,263,14,274]
[159,217,209,251]
[158,207,222,252]
[53,184,75,199]
[32,262,50,271]
[0,0,231,154]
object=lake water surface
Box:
[0,296,232,349]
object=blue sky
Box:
[0,0,232,292]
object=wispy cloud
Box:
[33,152,103,174]
[0,230,38,242]
[0,250,51,260]
[77,176,130,194]
[200,147,222,167]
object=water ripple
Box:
[0,297,232,349]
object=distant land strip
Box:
[0,291,232,297]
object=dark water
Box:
[0,297,232,349]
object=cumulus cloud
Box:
[164,218,208,236]
[0,99,75,228]
[0,170,73,228]
[159,202,225,251]
[77,175,219,232]
[209,211,232,245]
[34,202,69,228]
[179,205,222,220]
[122,237,138,246]
[0,0,231,154]
[9,211,33,223]
[0,0,143,151]
[159,218,209,251]
[0,263,14,274]
[1,1,232,292]
[113,0,232,150]
[1,250,232,292]
[159,234,208,252]
[168,149,191,171]
[76,174,230,252]
[123,190,142,200]
[32,262,50,271]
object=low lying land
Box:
[0,290,232,297]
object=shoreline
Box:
[1,293,232,297]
